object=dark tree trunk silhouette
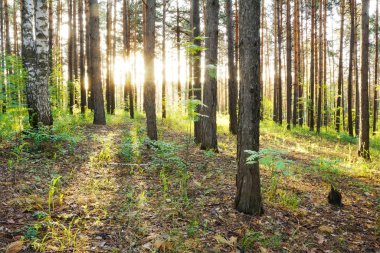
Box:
[79,0,86,114]
[176,0,181,103]
[359,0,370,159]
[235,0,263,216]
[309,0,316,131]
[354,0,359,136]
[86,0,92,110]
[143,0,158,140]
[162,0,167,119]
[106,0,112,114]
[226,0,237,135]
[348,0,355,136]
[374,0,379,135]
[89,0,106,125]
[336,0,345,132]
[123,0,134,118]
[293,0,300,127]
[201,0,219,151]
[0,0,5,113]
[192,0,202,144]
[68,0,74,114]
[286,0,292,130]
[316,0,323,134]
[273,0,278,122]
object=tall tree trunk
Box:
[260,0,264,120]
[143,0,158,140]
[286,0,291,130]
[89,0,106,125]
[48,0,53,70]
[293,0,300,127]
[123,0,134,118]
[85,0,92,109]
[298,0,305,126]
[354,0,359,136]
[79,0,86,113]
[309,0,315,131]
[226,0,237,134]
[316,0,323,133]
[359,0,370,159]
[235,0,263,216]
[192,0,202,143]
[374,0,379,135]
[273,0,278,122]
[277,0,282,125]
[22,0,53,127]
[176,0,181,104]
[106,0,112,114]
[336,0,345,132]
[323,0,328,126]
[68,0,74,114]
[13,0,19,55]
[4,0,10,54]
[162,0,167,119]
[0,0,5,113]
[73,0,78,107]
[111,0,116,114]
[201,0,219,151]
[348,0,355,136]
[234,0,238,88]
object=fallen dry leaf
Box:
[319,225,334,234]
[5,240,23,253]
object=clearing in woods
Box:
[0,112,379,252]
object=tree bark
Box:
[374,0,379,135]
[235,0,263,216]
[89,0,106,125]
[123,0,134,118]
[48,0,53,70]
[79,0,86,114]
[309,0,315,131]
[176,0,181,104]
[106,0,112,114]
[348,0,355,136]
[201,0,219,151]
[68,0,74,114]
[85,0,92,110]
[316,0,323,134]
[143,0,158,140]
[192,0,202,144]
[359,0,370,159]
[293,0,300,127]
[336,0,345,132]
[226,0,237,135]
[162,0,167,119]
[286,0,292,130]
[22,0,53,127]
[0,0,5,113]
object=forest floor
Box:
[0,111,379,253]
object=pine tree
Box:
[235,0,263,216]
[201,0,219,151]
[143,0,158,140]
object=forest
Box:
[0,0,379,252]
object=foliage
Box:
[246,148,293,201]
[149,140,189,202]
[0,54,28,140]
[48,175,63,213]
[22,124,79,155]
[241,230,282,250]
